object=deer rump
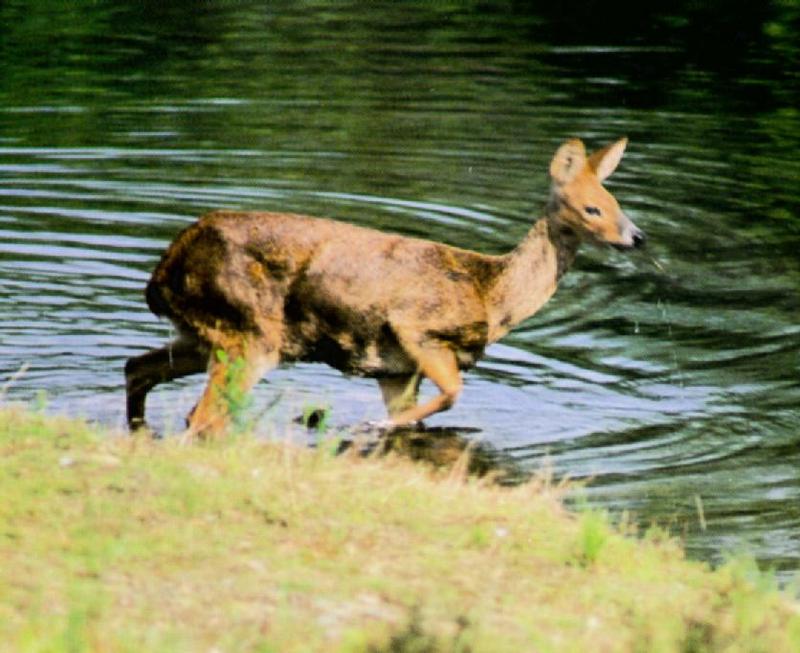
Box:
[147,211,493,378]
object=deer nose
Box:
[632,229,646,249]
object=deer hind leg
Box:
[125,335,208,432]
[377,373,422,418]
[183,334,279,441]
[387,342,462,427]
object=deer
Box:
[125,137,645,440]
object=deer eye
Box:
[584,206,602,216]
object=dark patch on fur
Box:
[445,268,470,283]
[282,282,377,373]
[145,277,170,317]
[379,321,398,345]
[425,320,488,367]
[383,238,402,259]
[306,334,351,370]
[244,244,292,281]
[427,320,488,344]
[147,222,257,334]
[283,292,305,324]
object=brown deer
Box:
[125,137,644,439]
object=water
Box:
[1,2,798,576]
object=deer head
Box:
[548,137,645,250]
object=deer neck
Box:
[485,216,580,343]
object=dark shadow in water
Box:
[329,421,527,485]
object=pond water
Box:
[1,2,798,577]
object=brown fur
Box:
[125,138,644,438]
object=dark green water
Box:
[1,2,798,576]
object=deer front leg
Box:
[387,345,462,427]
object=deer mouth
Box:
[611,227,646,251]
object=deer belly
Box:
[282,319,415,377]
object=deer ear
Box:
[588,137,627,182]
[550,139,587,185]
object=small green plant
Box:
[577,510,610,566]
[33,389,49,412]
[722,553,781,603]
[215,349,255,434]
[301,403,331,433]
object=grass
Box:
[0,405,798,652]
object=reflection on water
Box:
[333,424,524,484]
[0,2,798,577]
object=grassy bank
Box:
[0,406,798,652]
